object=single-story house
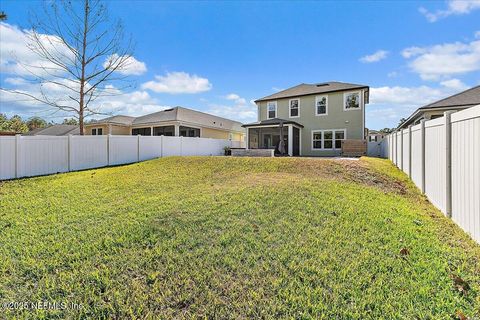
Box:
[398,85,480,129]
[85,106,245,145]
[242,81,369,156]
[367,129,385,142]
[23,124,80,136]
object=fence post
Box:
[180,136,183,156]
[160,135,163,158]
[107,134,111,166]
[137,135,140,162]
[408,125,412,178]
[420,119,426,193]
[444,111,453,218]
[400,129,404,170]
[68,134,72,172]
[394,132,397,165]
[15,134,20,178]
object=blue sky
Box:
[1,0,479,129]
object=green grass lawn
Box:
[0,157,479,319]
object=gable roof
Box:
[88,107,244,132]
[242,118,304,128]
[89,115,135,126]
[399,85,480,129]
[255,81,369,102]
[23,125,80,136]
[419,85,480,110]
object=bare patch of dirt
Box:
[337,160,408,195]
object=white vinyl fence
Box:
[0,135,230,180]
[383,105,480,243]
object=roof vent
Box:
[164,108,174,112]
[316,83,329,87]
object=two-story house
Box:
[243,82,369,156]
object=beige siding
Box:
[84,124,130,135]
[201,127,229,139]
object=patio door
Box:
[293,127,300,156]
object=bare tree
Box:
[2,0,134,134]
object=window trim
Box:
[343,91,362,111]
[266,101,277,119]
[315,95,328,116]
[311,129,347,151]
[289,98,300,118]
[91,127,103,135]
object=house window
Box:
[153,125,174,136]
[267,101,277,119]
[92,128,96,135]
[289,99,299,118]
[344,91,361,110]
[92,128,102,135]
[315,96,328,116]
[132,127,151,136]
[179,126,200,137]
[312,129,346,150]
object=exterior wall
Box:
[86,122,244,141]
[84,124,130,135]
[201,127,229,139]
[257,90,365,156]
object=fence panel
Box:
[139,136,162,161]
[451,108,480,242]
[402,129,410,175]
[367,141,381,157]
[18,136,69,178]
[410,124,422,188]
[0,137,16,180]
[109,136,139,165]
[424,118,447,213]
[70,136,108,171]
[162,136,182,157]
[396,131,402,166]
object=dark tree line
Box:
[0,114,78,133]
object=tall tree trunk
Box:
[79,0,89,135]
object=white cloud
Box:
[475,31,480,39]
[359,50,389,63]
[103,54,147,76]
[0,22,73,77]
[387,71,399,78]
[225,93,246,105]
[439,78,468,90]
[141,71,212,94]
[367,82,469,129]
[206,94,257,122]
[402,38,480,80]
[419,0,480,22]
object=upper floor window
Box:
[289,99,300,118]
[315,96,328,116]
[344,91,361,110]
[267,101,277,119]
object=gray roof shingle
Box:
[419,85,480,110]
[23,125,80,136]
[255,81,369,102]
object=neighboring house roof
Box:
[88,107,244,132]
[88,115,135,126]
[242,118,304,128]
[255,81,369,102]
[399,85,480,129]
[23,125,80,136]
